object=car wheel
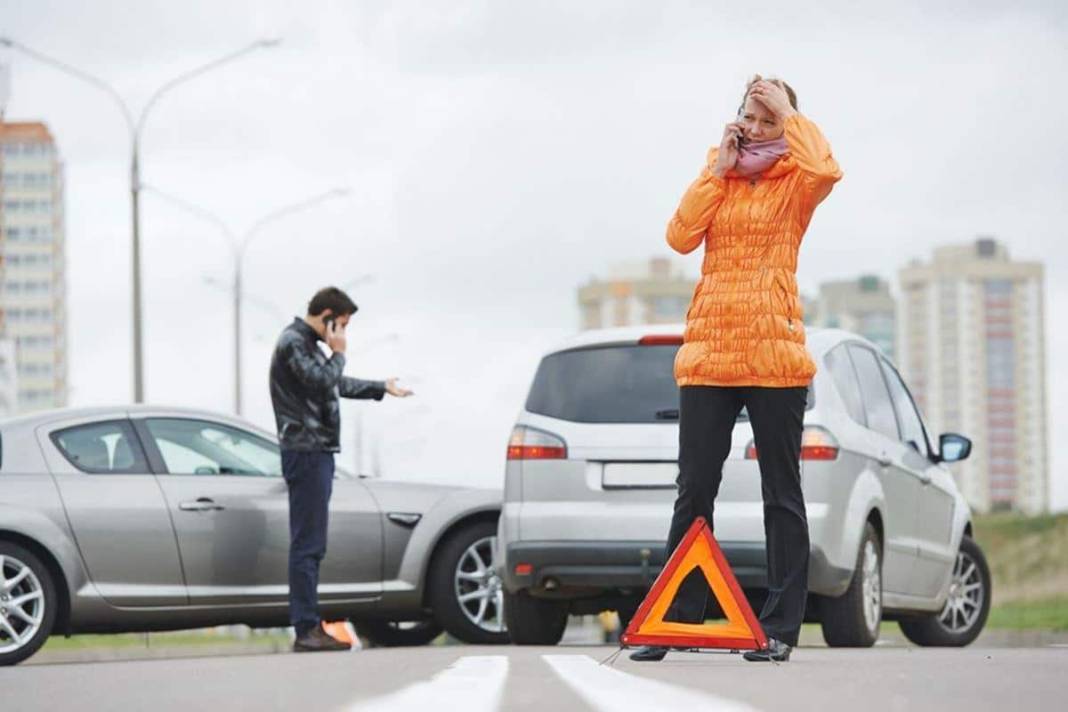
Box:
[356,619,444,647]
[899,536,991,647]
[428,521,510,645]
[503,590,569,645]
[821,522,882,647]
[0,542,57,667]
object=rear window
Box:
[525,344,814,424]
[526,345,679,423]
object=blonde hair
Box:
[739,74,798,114]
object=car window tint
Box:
[145,418,282,476]
[52,420,149,474]
[879,358,931,458]
[526,343,813,423]
[526,345,681,423]
[847,345,900,441]
[825,344,866,426]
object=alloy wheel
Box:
[937,550,984,634]
[0,555,45,655]
[861,539,882,634]
[454,535,505,634]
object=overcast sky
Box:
[2,0,1066,509]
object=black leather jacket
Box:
[269,318,385,452]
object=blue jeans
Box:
[281,450,334,637]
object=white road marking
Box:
[544,654,760,712]
[349,655,508,712]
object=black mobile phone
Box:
[323,314,336,328]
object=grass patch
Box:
[987,597,1068,631]
[43,630,291,651]
[972,512,1068,605]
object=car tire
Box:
[503,590,569,645]
[0,542,57,667]
[428,521,510,645]
[356,619,444,647]
[898,536,991,647]
[821,522,882,648]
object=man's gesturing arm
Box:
[339,376,386,400]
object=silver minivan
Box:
[497,325,991,647]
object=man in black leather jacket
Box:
[269,286,412,652]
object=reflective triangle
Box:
[622,516,767,651]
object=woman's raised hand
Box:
[747,80,797,120]
[712,121,744,178]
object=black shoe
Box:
[629,645,668,662]
[293,624,351,653]
[743,638,792,662]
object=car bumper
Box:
[501,540,853,597]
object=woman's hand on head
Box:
[712,121,744,178]
[747,80,797,120]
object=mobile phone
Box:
[323,313,336,329]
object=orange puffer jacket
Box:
[667,113,842,388]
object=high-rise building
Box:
[0,121,68,413]
[811,275,897,359]
[0,338,17,416]
[578,257,695,329]
[898,238,1047,514]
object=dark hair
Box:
[307,286,358,318]
[738,74,798,115]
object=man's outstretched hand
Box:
[385,378,414,398]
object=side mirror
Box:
[938,433,972,463]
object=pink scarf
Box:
[734,136,788,178]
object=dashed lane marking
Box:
[543,654,760,712]
[349,655,508,712]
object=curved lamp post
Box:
[0,36,281,402]
[145,185,349,415]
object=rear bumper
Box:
[502,540,767,593]
[501,540,853,597]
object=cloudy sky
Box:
[2,0,1066,509]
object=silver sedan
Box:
[0,405,507,665]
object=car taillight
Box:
[507,425,568,460]
[745,426,839,461]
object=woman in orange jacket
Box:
[631,76,842,663]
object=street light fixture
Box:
[0,35,281,403]
[144,184,350,415]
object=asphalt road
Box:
[4,643,1066,711]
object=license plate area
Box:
[602,462,678,489]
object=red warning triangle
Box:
[622,516,767,650]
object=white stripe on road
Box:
[350,655,508,712]
[543,654,759,712]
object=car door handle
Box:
[876,456,893,468]
[179,498,225,512]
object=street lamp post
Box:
[0,36,280,402]
[145,186,350,415]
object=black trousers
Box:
[281,449,335,637]
[666,385,810,647]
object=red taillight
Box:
[514,563,533,576]
[745,426,839,461]
[507,425,568,460]
[639,334,684,346]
